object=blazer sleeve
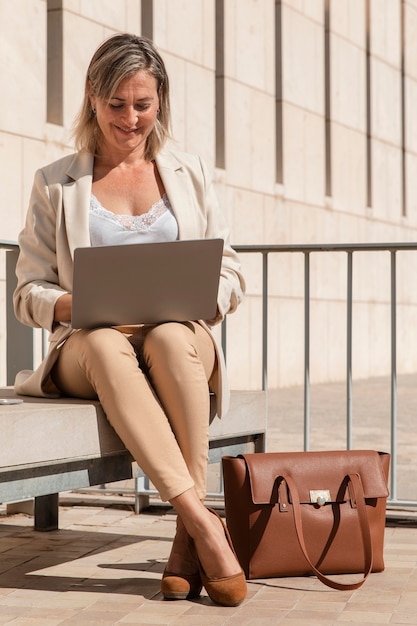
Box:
[13,168,69,333]
[198,156,245,325]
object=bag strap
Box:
[284,473,373,590]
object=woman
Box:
[13,34,246,606]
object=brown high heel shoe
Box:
[197,508,247,607]
[161,515,202,600]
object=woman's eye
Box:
[108,103,151,112]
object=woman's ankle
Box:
[170,491,241,579]
[166,516,199,576]
[192,510,241,579]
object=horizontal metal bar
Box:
[388,499,417,509]
[0,241,18,250]
[7,240,417,254]
[233,242,417,254]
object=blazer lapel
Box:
[156,150,198,239]
[63,152,94,257]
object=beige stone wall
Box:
[1,0,417,389]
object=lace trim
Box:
[90,193,171,232]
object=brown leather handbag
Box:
[222,450,390,590]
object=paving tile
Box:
[336,612,392,623]
[390,615,417,625]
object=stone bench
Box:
[0,386,266,530]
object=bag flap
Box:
[241,450,390,505]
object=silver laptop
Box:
[71,238,223,329]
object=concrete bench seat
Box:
[0,386,266,530]
[1,246,266,530]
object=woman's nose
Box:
[122,106,138,126]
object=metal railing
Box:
[2,240,417,508]
[229,242,417,509]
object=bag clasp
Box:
[310,489,331,506]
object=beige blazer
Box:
[13,148,245,417]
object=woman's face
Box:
[90,70,160,160]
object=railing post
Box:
[390,250,397,502]
[262,252,268,392]
[304,252,310,451]
[6,248,34,385]
[346,251,353,449]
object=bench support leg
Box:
[34,494,59,531]
[134,476,151,514]
[254,432,266,453]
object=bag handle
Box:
[283,473,373,590]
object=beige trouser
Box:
[51,322,216,502]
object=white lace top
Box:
[89,193,179,246]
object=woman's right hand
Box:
[54,293,73,323]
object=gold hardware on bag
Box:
[310,489,331,506]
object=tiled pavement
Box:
[1,375,417,625]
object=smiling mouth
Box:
[117,126,138,134]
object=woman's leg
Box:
[138,323,245,603]
[52,326,245,604]
[135,322,217,596]
[52,327,195,501]
[140,321,215,499]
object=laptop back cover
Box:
[71,238,223,329]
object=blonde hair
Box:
[73,34,171,160]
